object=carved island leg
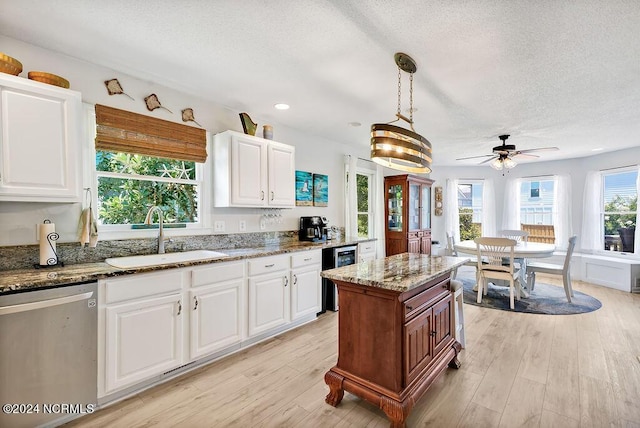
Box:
[448,340,463,369]
[380,396,411,428]
[324,370,345,406]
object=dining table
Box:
[454,240,556,297]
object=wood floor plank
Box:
[605,351,640,423]
[471,341,525,413]
[498,376,545,427]
[543,316,581,421]
[538,409,580,428]
[457,401,502,428]
[579,374,619,427]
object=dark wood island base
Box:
[320,254,469,428]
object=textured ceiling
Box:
[2,0,639,166]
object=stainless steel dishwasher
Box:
[0,282,98,428]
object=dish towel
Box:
[78,207,99,247]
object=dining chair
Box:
[500,230,529,242]
[446,231,479,281]
[474,237,521,310]
[526,235,577,302]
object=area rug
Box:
[458,276,602,315]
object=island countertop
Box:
[320,253,471,293]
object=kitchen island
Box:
[320,253,469,428]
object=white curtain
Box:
[344,155,358,238]
[502,178,521,231]
[444,179,460,244]
[581,170,602,251]
[374,164,386,257]
[481,179,496,237]
[553,174,573,249]
[635,166,640,254]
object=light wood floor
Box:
[66,271,640,427]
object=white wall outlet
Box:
[239,220,247,231]
[214,220,225,232]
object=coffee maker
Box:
[299,216,328,242]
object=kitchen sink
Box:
[105,250,229,269]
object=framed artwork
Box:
[295,170,313,206]
[313,173,328,207]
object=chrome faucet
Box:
[144,206,165,254]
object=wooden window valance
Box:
[95,104,207,163]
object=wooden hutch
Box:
[384,174,434,256]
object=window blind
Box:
[95,104,207,163]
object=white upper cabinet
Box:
[0,73,81,202]
[213,130,295,207]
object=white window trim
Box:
[83,104,213,241]
[595,166,638,259]
[356,167,375,239]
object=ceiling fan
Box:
[456,134,559,170]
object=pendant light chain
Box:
[396,66,402,117]
[409,71,415,131]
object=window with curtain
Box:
[457,181,483,240]
[357,171,374,238]
[520,178,555,225]
[602,168,637,253]
[94,105,206,229]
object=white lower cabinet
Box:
[104,293,183,394]
[189,262,245,360]
[248,255,290,337]
[100,270,186,396]
[291,250,322,320]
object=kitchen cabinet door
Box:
[104,293,183,394]
[230,134,268,206]
[248,270,290,337]
[291,264,321,320]
[189,279,244,360]
[0,74,81,202]
[267,142,295,207]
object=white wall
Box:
[0,35,370,246]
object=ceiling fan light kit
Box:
[371,52,432,174]
[456,134,559,170]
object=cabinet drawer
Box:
[359,242,376,254]
[291,250,321,268]
[191,261,244,287]
[103,270,184,304]
[247,255,288,276]
[404,278,450,320]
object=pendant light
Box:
[371,52,432,173]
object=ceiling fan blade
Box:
[517,146,559,154]
[456,154,494,161]
[512,152,539,159]
[479,156,498,165]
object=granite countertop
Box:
[320,253,470,293]
[0,237,375,295]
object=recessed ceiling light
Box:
[274,103,290,110]
[592,148,604,152]
[348,122,361,127]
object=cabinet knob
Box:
[407,305,413,311]
[261,191,265,200]
[430,330,436,337]
[265,263,275,268]
[271,191,275,201]
[193,296,198,311]
[293,274,298,285]
[284,276,289,287]
[177,300,182,316]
